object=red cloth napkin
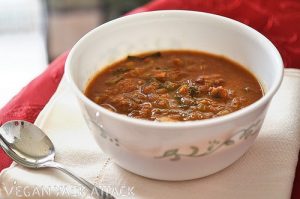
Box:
[1,0,299,198]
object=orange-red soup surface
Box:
[85,50,263,122]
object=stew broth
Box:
[85,50,263,121]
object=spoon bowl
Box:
[0,120,54,168]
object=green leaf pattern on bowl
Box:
[156,119,262,161]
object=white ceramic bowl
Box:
[65,10,283,181]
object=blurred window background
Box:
[47,0,149,60]
[0,0,149,107]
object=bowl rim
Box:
[65,10,284,129]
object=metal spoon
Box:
[0,120,115,199]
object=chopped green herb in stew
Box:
[85,50,263,122]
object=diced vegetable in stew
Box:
[85,50,263,122]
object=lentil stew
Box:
[85,50,263,122]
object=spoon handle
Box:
[44,161,115,199]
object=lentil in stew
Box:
[85,50,263,122]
